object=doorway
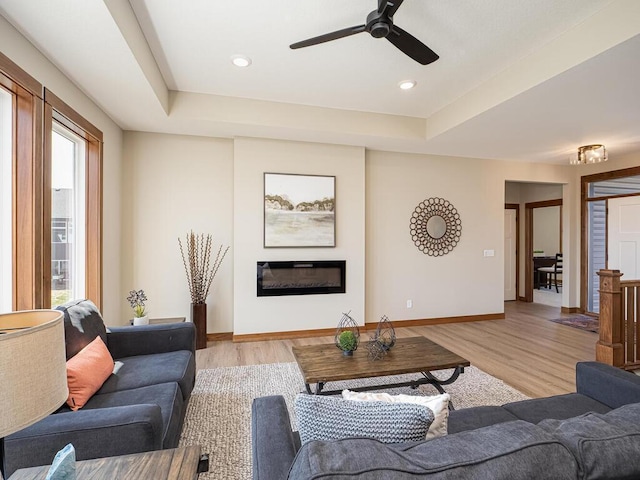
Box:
[526,199,562,307]
[505,181,564,307]
[581,167,640,314]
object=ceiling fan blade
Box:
[387,25,439,65]
[385,0,405,17]
[290,25,366,49]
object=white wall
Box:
[122,132,234,331]
[0,16,123,323]
[233,138,365,335]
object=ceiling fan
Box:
[290,0,439,65]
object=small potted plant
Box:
[334,312,360,356]
[337,330,358,356]
[127,289,148,326]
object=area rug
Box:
[549,314,599,333]
[179,362,529,480]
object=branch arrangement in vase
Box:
[178,231,229,304]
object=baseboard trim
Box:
[366,312,505,328]
[561,307,582,314]
[206,332,233,342]
[233,327,337,343]
[231,312,504,342]
[518,296,527,302]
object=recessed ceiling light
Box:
[398,80,417,90]
[231,55,252,68]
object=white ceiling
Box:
[1,0,639,164]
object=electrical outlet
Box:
[406,299,413,308]
[484,249,495,257]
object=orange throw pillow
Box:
[66,336,114,411]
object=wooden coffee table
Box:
[292,336,470,398]
[8,446,206,480]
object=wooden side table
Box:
[9,446,203,480]
[128,316,186,326]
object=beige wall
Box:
[121,134,586,334]
[367,151,504,320]
[0,16,124,323]
[533,206,561,257]
[122,132,234,330]
[233,138,365,335]
[367,153,574,322]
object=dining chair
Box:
[537,253,563,293]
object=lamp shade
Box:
[0,310,68,438]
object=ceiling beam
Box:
[104,0,169,114]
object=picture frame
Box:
[264,173,336,247]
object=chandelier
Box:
[570,144,607,165]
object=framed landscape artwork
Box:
[264,173,336,247]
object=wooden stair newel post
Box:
[596,269,624,367]
[191,303,207,350]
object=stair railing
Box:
[596,269,640,370]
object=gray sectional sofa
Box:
[252,361,640,479]
[3,299,196,477]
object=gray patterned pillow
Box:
[56,299,108,360]
[294,393,434,445]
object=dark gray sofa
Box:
[3,299,196,477]
[252,361,640,479]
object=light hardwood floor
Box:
[196,301,597,399]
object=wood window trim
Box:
[0,58,43,310]
[45,90,103,142]
[15,87,43,309]
[580,165,640,313]
[0,51,42,97]
[1,53,102,311]
[524,198,562,303]
[44,88,103,310]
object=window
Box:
[588,175,640,198]
[0,86,12,312]
[44,89,103,309]
[50,125,86,307]
[586,200,606,312]
[0,52,102,311]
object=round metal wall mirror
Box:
[409,197,462,257]
[426,215,447,239]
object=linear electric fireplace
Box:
[257,260,346,297]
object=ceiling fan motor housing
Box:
[367,10,392,38]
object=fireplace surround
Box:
[257,261,346,297]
